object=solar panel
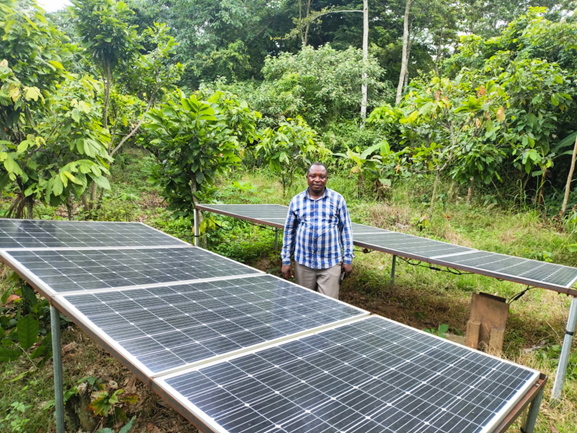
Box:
[0,219,186,249]
[3,247,261,295]
[156,315,539,433]
[354,233,474,259]
[198,204,289,219]
[54,274,368,375]
[441,251,577,288]
[351,223,391,235]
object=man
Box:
[281,162,353,299]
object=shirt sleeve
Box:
[338,198,354,264]
[281,199,298,266]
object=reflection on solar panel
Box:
[0,219,185,249]
[199,204,289,219]
[4,247,261,295]
[158,316,539,433]
[55,275,367,375]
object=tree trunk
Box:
[561,134,577,215]
[396,0,412,105]
[66,195,74,221]
[431,170,440,210]
[360,0,369,122]
[467,177,475,205]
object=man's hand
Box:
[281,264,293,280]
[342,263,353,278]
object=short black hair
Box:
[307,162,328,176]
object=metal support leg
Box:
[521,383,545,433]
[552,296,577,399]
[50,305,65,433]
[274,228,279,251]
[390,255,397,286]
[193,208,200,247]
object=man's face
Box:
[307,165,328,195]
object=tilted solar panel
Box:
[2,247,261,296]
[53,274,368,376]
[354,233,474,259]
[156,316,539,433]
[0,219,185,249]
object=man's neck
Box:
[308,187,326,200]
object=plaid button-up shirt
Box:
[281,187,354,269]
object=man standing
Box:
[281,162,353,299]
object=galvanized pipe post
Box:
[552,296,577,399]
[274,228,279,251]
[50,305,65,433]
[521,382,545,433]
[193,208,200,247]
[390,255,397,286]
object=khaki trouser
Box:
[294,262,342,299]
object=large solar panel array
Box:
[196,203,577,294]
[0,219,543,432]
[157,316,539,433]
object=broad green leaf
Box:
[48,60,64,70]
[71,109,80,123]
[17,141,29,153]
[551,94,559,106]
[93,176,110,190]
[0,347,21,362]
[17,315,39,350]
[24,87,40,101]
[52,176,64,196]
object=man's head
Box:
[307,162,328,196]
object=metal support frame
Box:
[390,255,397,285]
[274,228,279,251]
[521,382,545,433]
[193,208,200,247]
[50,305,65,433]
[552,296,577,399]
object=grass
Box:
[1,150,577,432]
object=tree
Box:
[0,0,111,218]
[257,44,389,127]
[256,116,328,196]
[142,91,261,220]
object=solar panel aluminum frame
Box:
[0,246,262,301]
[153,315,541,433]
[0,219,190,250]
[48,274,369,380]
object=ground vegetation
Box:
[2,0,577,431]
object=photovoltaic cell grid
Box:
[159,316,539,433]
[354,233,473,259]
[58,275,367,374]
[0,219,185,249]
[4,247,261,294]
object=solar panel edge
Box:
[0,251,57,300]
[53,272,272,297]
[51,294,158,381]
[139,221,191,246]
[479,369,540,433]
[151,378,228,433]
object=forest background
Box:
[2,0,577,432]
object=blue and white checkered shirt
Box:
[281,187,354,269]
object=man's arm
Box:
[281,200,298,279]
[338,198,354,277]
